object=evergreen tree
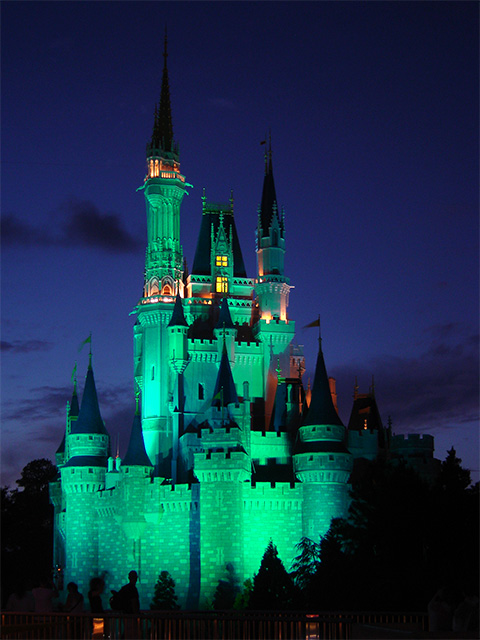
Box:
[150,571,179,610]
[290,537,321,592]
[1,459,58,606]
[233,578,253,610]
[249,541,299,610]
[212,562,240,609]
[438,447,471,492]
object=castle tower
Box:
[60,355,110,593]
[134,37,188,476]
[194,354,250,602]
[293,339,352,539]
[114,399,153,580]
[253,141,296,425]
[51,379,80,588]
[143,33,186,298]
[167,294,190,482]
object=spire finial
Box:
[163,25,168,65]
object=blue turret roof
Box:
[215,298,235,330]
[70,358,108,435]
[303,343,343,427]
[212,343,238,407]
[168,293,188,327]
[122,410,153,467]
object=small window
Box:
[198,383,204,400]
[216,276,228,293]
[151,366,155,380]
[215,255,228,267]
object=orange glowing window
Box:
[216,276,228,293]
[215,255,228,267]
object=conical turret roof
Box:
[258,144,280,236]
[215,298,235,330]
[70,357,108,435]
[303,343,343,427]
[122,410,153,467]
[148,32,175,157]
[168,293,188,327]
[212,342,238,407]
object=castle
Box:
[50,42,439,609]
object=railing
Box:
[1,610,430,640]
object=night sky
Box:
[2,1,478,488]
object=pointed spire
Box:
[167,293,188,327]
[70,360,108,435]
[148,27,175,157]
[212,341,238,408]
[303,341,343,427]
[122,402,153,467]
[215,298,235,330]
[258,133,279,236]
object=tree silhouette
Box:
[249,541,299,610]
[290,537,321,592]
[150,571,179,610]
[212,562,240,609]
[1,458,58,606]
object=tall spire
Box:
[148,28,175,157]
[258,134,279,236]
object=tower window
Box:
[198,383,205,400]
[216,276,228,293]
[151,366,155,380]
[215,255,228,267]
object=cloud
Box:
[0,339,54,354]
[61,199,142,252]
[333,322,479,433]
[1,199,142,253]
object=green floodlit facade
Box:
[50,43,439,609]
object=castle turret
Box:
[293,339,352,539]
[253,142,296,426]
[143,33,186,297]
[135,38,190,475]
[61,355,110,594]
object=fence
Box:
[1,610,429,640]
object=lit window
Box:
[215,255,228,267]
[216,276,228,293]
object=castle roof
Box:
[70,358,108,435]
[348,393,384,432]
[215,298,235,330]
[258,145,281,236]
[147,32,175,158]
[122,410,153,467]
[302,342,343,427]
[168,293,188,328]
[191,204,247,277]
[212,342,239,407]
[64,455,108,468]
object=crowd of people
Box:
[4,570,139,615]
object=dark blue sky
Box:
[2,1,478,487]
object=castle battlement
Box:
[391,433,434,451]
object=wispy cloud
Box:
[1,199,142,253]
[334,322,479,433]
[0,339,54,354]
